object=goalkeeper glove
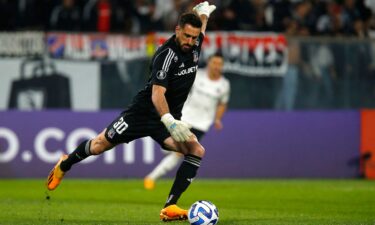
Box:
[193,1,216,18]
[161,113,192,142]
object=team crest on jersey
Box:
[193,50,199,63]
[174,56,178,62]
[195,37,200,46]
[156,70,167,80]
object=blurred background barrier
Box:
[1,32,375,110]
[0,110,361,178]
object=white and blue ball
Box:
[188,200,219,225]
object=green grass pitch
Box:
[0,179,374,225]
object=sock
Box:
[147,152,182,180]
[164,154,201,207]
[60,140,92,172]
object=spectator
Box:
[83,0,130,33]
[308,44,337,108]
[226,0,256,30]
[275,39,300,110]
[357,1,373,37]
[132,0,168,34]
[153,0,190,31]
[111,0,135,33]
[341,0,361,35]
[353,17,367,38]
[50,0,81,31]
[16,0,45,30]
[0,0,16,31]
[252,0,269,31]
[316,1,344,36]
[290,0,313,36]
[271,0,293,32]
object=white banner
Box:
[47,32,148,60]
[156,32,288,76]
[0,32,288,76]
[0,32,44,57]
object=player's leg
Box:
[159,136,205,221]
[144,152,183,190]
[61,129,115,170]
[145,128,205,190]
[46,130,115,190]
[47,113,135,191]
[163,136,204,206]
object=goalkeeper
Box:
[144,53,230,190]
[46,1,216,222]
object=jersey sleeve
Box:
[196,33,205,51]
[220,80,231,104]
[150,48,176,88]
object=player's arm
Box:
[150,48,174,117]
[152,84,170,117]
[199,15,208,35]
[152,84,192,142]
[214,81,230,130]
[193,1,216,35]
[214,103,227,130]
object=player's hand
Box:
[161,113,192,142]
[193,1,216,18]
[214,119,223,130]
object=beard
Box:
[176,38,193,53]
[181,44,193,52]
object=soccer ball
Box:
[188,200,219,225]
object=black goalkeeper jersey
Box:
[124,32,205,120]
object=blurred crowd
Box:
[0,0,374,37]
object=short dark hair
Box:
[208,52,224,60]
[178,13,202,29]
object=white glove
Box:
[161,113,192,142]
[193,1,216,18]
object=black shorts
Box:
[191,128,205,141]
[104,112,170,148]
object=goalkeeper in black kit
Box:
[46,1,216,222]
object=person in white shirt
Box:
[144,52,230,190]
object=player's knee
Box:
[90,135,113,155]
[190,145,205,158]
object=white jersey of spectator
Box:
[181,69,230,132]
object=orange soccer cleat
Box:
[160,204,188,222]
[46,154,68,191]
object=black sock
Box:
[164,154,201,207]
[60,140,92,172]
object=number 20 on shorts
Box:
[113,117,128,134]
